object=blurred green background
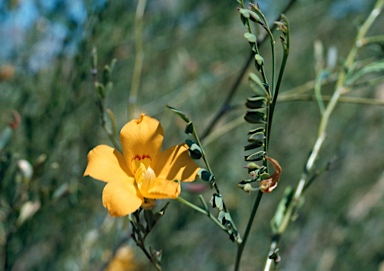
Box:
[1,0,383,270]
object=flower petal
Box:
[120,114,164,173]
[140,178,181,199]
[154,144,200,183]
[102,179,143,217]
[84,145,133,182]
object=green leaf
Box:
[270,187,293,234]
[166,105,190,123]
[185,122,194,135]
[244,140,263,151]
[102,65,111,85]
[239,8,250,19]
[245,151,265,161]
[244,110,266,124]
[246,96,266,109]
[144,202,170,233]
[144,210,155,233]
[152,202,169,223]
[95,82,105,99]
[248,131,265,142]
[248,127,265,135]
[255,54,264,67]
[249,73,269,96]
[244,32,257,44]
[248,10,261,23]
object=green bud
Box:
[198,169,215,184]
[255,54,264,66]
[244,32,257,44]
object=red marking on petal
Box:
[131,154,152,162]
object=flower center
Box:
[131,154,151,172]
[132,155,156,191]
[135,163,156,191]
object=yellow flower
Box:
[84,114,200,217]
[106,246,139,271]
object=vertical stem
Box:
[128,0,147,118]
[234,191,263,271]
[263,236,279,271]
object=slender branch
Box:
[129,216,162,271]
[263,236,280,271]
[200,51,253,140]
[128,0,147,119]
[202,116,245,146]
[234,191,263,271]
[278,94,384,106]
[190,124,240,236]
[279,74,338,97]
[176,197,228,232]
[268,14,290,147]
[359,34,384,46]
[263,1,384,269]
[314,72,326,114]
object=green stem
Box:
[360,34,384,46]
[279,74,337,97]
[314,72,326,114]
[104,128,120,151]
[234,191,263,271]
[268,38,289,146]
[129,216,162,271]
[263,235,279,271]
[191,124,239,235]
[128,0,146,118]
[176,197,228,232]
[278,94,384,106]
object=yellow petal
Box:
[120,114,164,173]
[134,163,181,199]
[141,178,181,199]
[154,144,200,183]
[102,179,143,217]
[84,145,133,182]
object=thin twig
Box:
[234,191,263,271]
[128,0,147,119]
[176,197,228,232]
[278,94,384,106]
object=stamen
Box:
[134,163,156,191]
